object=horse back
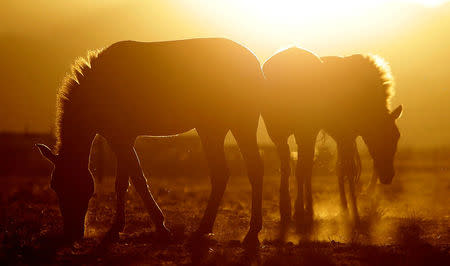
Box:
[80,38,264,135]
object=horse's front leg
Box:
[337,139,360,225]
[105,148,130,240]
[194,129,229,238]
[337,172,349,214]
[366,170,378,194]
[110,141,169,239]
[127,148,170,237]
[233,127,264,248]
[348,176,360,226]
[336,144,349,214]
[294,131,318,229]
[111,164,129,234]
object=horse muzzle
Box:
[375,164,395,185]
[63,217,85,242]
[378,169,394,184]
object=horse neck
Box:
[58,134,94,167]
[355,106,390,133]
[57,114,95,166]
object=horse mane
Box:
[325,54,395,111]
[360,54,394,108]
[55,48,104,153]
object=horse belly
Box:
[134,109,197,136]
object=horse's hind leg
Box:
[129,149,170,235]
[232,126,264,247]
[110,140,169,237]
[348,178,360,226]
[294,131,317,229]
[272,137,291,234]
[337,139,360,225]
[195,128,229,237]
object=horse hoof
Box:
[242,232,260,251]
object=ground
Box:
[1,165,449,265]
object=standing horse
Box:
[36,38,264,246]
[262,47,402,230]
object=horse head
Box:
[361,105,402,184]
[36,144,94,242]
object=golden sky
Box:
[1,0,449,147]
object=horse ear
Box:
[36,144,57,164]
[390,105,403,120]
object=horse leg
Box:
[294,132,317,228]
[337,173,349,214]
[337,139,360,225]
[336,144,349,214]
[232,127,264,247]
[349,177,360,226]
[128,148,169,236]
[111,141,169,237]
[274,138,291,230]
[195,129,229,237]
[366,170,377,194]
[104,152,129,240]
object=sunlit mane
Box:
[366,54,395,108]
[349,54,395,110]
[55,48,104,152]
[322,53,395,113]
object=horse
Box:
[261,47,402,231]
[36,38,265,246]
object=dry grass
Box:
[0,167,449,265]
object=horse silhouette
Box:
[36,38,265,246]
[262,47,402,230]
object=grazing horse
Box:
[36,38,264,246]
[262,47,402,230]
